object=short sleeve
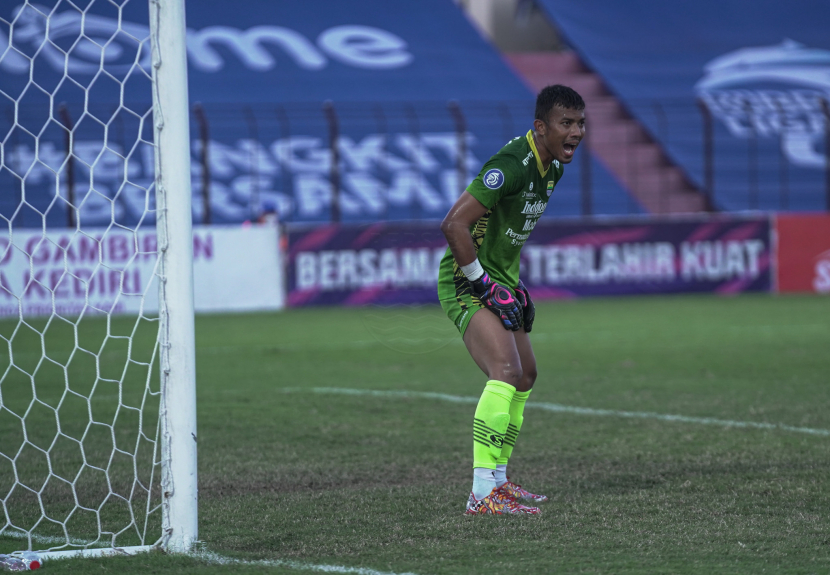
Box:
[466,155,522,209]
[554,162,564,185]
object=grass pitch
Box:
[1,294,829,574]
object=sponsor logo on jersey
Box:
[505,227,531,246]
[696,39,830,169]
[522,150,534,166]
[546,181,554,197]
[520,200,546,216]
[522,191,535,199]
[505,228,530,241]
[529,182,534,191]
[483,169,505,189]
[522,218,539,232]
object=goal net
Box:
[0,0,196,558]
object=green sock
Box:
[497,389,531,466]
[473,380,516,469]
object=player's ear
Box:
[533,118,546,135]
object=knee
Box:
[517,364,537,392]
[524,365,538,386]
[489,363,523,387]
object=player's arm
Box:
[440,191,520,331]
[440,190,487,268]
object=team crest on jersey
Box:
[483,169,505,189]
[546,181,554,197]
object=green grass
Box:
[2,294,829,574]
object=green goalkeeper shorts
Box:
[440,294,485,337]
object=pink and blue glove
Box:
[514,280,535,333]
[470,272,521,331]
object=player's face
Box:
[534,106,585,164]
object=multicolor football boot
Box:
[464,485,540,515]
[501,477,549,503]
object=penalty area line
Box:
[289,387,830,438]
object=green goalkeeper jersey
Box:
[437,130,564,300]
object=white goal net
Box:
[0,0,196,558]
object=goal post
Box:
[151,0,199,555]
[0,0,197,560]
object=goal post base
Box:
[24,545,157,562]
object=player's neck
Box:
[532,130,554,170]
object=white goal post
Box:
[151,0,198,556]
[0,0,197,560]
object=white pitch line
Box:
[193,549,418,575]
[291,387,830,437]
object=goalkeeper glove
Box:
[515,280,535,333]
[470,272,521,331]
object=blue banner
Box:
[0,0,532,105]
[6,1,601,228]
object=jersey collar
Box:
[526,130,549,178]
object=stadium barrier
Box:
[776,213,830,294]
[11,214,828,318]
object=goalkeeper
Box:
[438,85,585,515]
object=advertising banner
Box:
[0,224,283,318]
[776,214,830,293]
[0,0,535,227]
[287,223,447,307]
[522,217,772,298]
[286,216,772,306]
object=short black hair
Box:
[535,85,585,121]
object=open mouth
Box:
[563,142,578,157]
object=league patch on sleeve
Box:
[483,169,505,190]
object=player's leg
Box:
[496,327,548,503]
[463,306,520,496]
[462,307,523,386]
[438,296,538,514]
[461,309,538,514]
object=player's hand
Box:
[515,280,535,333]
[470,272,521,331]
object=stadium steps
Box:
[505,52,712,214]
